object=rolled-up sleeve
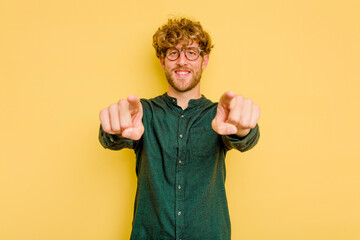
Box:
[98,125,139,150]
[221,124,260,152]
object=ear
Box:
[202,54,210,70]
[159,57,165,69]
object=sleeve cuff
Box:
[221,124,260,152]
[98,125,137,150]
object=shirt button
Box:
[178,185,181,189]
[181,114,184,118]
[178,211,182,215]
[179,160,182,164]
[179,134,183,138]
[172,99,175,102]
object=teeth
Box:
[176,71,190,75]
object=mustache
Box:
[172,67,192,72]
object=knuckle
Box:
[227,115,236,122]
[111,125,121,132]
[120,121,131,129]
[118,99,128,107]
[239,118,250,127]
[102,125,111,133]
[244,98,252,105]
[99,109,107,118]
[109,103,118,111]
[228,119,240,127]
[236,94,244,101]
[236,96,244,106]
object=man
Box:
[99,17,260,240]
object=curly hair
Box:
[153,17,214,58]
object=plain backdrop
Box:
[1,0,359,239]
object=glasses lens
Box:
[165,47,201,61]
[185,47,200,60]
[166,48,179,60]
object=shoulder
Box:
[198,96,218,116]
[139,94,169,121]
[140,94,165,105]
[140,94,167,110]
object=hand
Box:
[99,95,144,140]
[212,91,260,137]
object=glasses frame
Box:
[165,47,203,61]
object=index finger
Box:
[219,91,235,108]
[127,95,142,112]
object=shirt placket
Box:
[175,111,186,240]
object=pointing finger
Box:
[219,91,235,108]
[127,95,142,114]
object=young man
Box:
[99,18,260,240]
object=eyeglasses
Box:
[165,47,203,61]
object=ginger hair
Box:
[152,17,214,58]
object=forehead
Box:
[174,40,199,48]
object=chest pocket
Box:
[189,126,220,158]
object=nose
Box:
[176,50,188,66]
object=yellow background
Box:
[1,0,359,239]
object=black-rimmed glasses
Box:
[165,47,203,61]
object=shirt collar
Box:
[161,92,208,110]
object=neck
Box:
[167,85,201,109]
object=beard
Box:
[164,67,203,93]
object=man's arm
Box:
[212,91,260,151]
[99,95,144,140]
[98,95,144,150]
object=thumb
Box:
[121,124,144,140]
[212,117,237,135]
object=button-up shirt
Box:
[99,93,260,240]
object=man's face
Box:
[160,42,209,93]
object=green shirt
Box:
[99,93,260,240]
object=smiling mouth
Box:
[175,70,191,77]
